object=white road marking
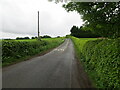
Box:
[54,49,64,51]
[53,39,69,52]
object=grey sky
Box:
[0,0,84,39]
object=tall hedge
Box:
[70,36,120,88]
[2,38,64,66]
[82,39,120,88]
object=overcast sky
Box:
[0,0,84,39]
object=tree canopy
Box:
[63,2,120,38]
[16,37,30,40]
[70,25,100,38]
[41,35,51,38]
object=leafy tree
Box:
[24,37,30,39]
[41,35,51,38]
[16,37,30,40]
[31,37,37,39]
[31,37,35,39]
[57,36,60,38]
[63,2,120,38]
[70,25,100,38]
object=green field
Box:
[70,36,120,88]
[2,38,64,67]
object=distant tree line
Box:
[16,37,30,40]
[31,36,38,39]
[41,35,51,38]
[70,26,100,38]
[16,35,52,40]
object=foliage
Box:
[41,35,51,38]
[2,38,64,66]
[15,39,37,42]
[3,39,13,40]
[70,25,100,38]
[71,36,120,88]
[57,36,60,38]
[63,2,120,38]
[16,37,30,40]
[31,36,37,39]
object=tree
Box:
[24,37,30,39]
[31,36,37,39]
[31,37,35,39]
[63,2,120,38]
[16,37,30,40]
[41,35,51,38]
[57,36,60,38]
[70,25,100,38]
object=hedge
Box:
[2,38,64,66]
[71,36,120,88]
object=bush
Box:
[71,36,120,88]
[41,35,51,38]
[82,40,103,69]
[31,37,37,39]
[70,26,100,38]
[16,37,30,40]
[2,38,64,66]
[83,39,120,88]
[2,41,46,63]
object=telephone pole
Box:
[38,11,40,38]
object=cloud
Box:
[0,0,84,38]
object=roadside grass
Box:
[70,37,97,57]
[70,36,120,88]
[2,38,64,67]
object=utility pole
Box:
[38,11,40,39]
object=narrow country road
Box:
[2,39,92,88]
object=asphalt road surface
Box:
[2,39,92,88]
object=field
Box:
[70,36,120,88]
[2,38,64,67]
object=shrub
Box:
[41,35,51,38]
[2,38,64,66]
[85,39,120,88]
[71,36,120,88]
[16,37,30,40]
